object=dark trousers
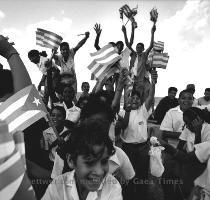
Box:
[122,142,150,200]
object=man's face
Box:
[168,90,177,99]
[179,92,193,112]
[82,83,90,93]
[116,43,124,53]
[74,145,109,192]
[61,45,70,58]
[136,43,144,54]
[204,91,210,101]
[29,55,40,64]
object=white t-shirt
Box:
[43,170,122,200]
[119,47,131,69]
[179,123,210,152]
[160,106,184,147]
[109,146,135,180]
[121,103,150,143]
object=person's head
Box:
[81,82,90,93]
[28,49,40,64]
[76,96,89,109]
[168,87,178,99]
[80,91,115,123]
[183,107,210,134]
[104,76,114,92]
[131,90,142,110]
[136,43,144,54]
[186,84,195,95]
[116,41,124,54]
[50,106,66,129]
[178,89,193,112]
[0,69,14,102]
[60,42,70,58]
[204,88,210,101]
[62,85,75,103]
[64,118,115,192]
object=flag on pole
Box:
[0,85,48,134]
[152,53,169,69]
[153,41,164,52]
[87,44,121,80]
[36,28,63,50]
[0,121,36,200]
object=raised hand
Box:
[0,35,18,59]
[85,31,90,38]
[94,23,102,35]
[150,68,158,84]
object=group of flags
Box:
[148,41,169,69]
[0,85,49,199]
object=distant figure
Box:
[186,84,198,106]
[197,88,210,107]
[153,87,179,124]
[80,81,90,98]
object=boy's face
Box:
[204,91,210,101]
[131,94,141,110]
[29,55,40,64]
[51,109,65,128]
[179,92,193,112]
[136,43,144,53]
[74,145,109,192]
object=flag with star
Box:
[0,84,48,134]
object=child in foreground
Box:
[42,118,122,200]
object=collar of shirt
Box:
[109,152,120,167]
[65,170,105,200]
[170,105,183,113]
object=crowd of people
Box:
[0,14,210,200]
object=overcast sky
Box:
[0,0,209,98]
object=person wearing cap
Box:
[186,84,198,107]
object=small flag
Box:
[0,85,48,134]
[0,121,36,200]
[152,53,169,69]
[153,41,164,52]
[87,44,121,80]
[36,28,63,50]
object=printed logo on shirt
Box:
[138,121,144,125]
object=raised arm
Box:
[0,35,32,93]
[145,24,156,56]
[144,68,158,111]
[122,25,135,53]
[94,23,102,50]
[73,32,90,54]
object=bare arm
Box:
[144,68,158,111]
[0,36,32,92]
[122,25,135,53]
[73,32,90,54]
[145,24,156,56]
[94,23,102,50]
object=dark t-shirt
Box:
[153,96,179,124]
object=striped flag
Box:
[0,84,48,134]
[0,121,36,200]
[153,41,164,52]
[36,28,63,50]
[87,44,121,80]
[152,53,169,69]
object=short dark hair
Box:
[137,42,144,49]
[51,106,66,119]
[168,87,178,93]
[205,88,210,93]
[81,82,89,88]
[0,69,14,98]
[60,42,69,50]
[63,118,115,163]
[178,89,193,99]
[28,49,39,58]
